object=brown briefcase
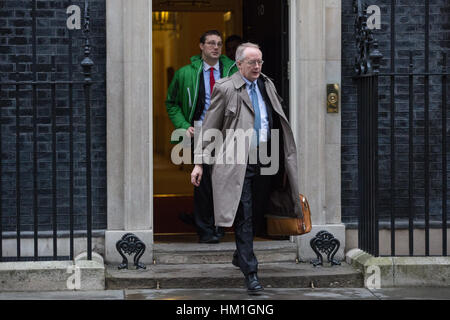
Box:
[266,194,312,236]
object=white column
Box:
[106,0,124,232]
[105,0,153,264]
[292,0,345,261]
[324,0,342,226]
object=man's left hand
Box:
[191,164,203,187]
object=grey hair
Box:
[235,42,260,62]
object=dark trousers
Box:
[233,162,271,276]
[193,164,216,240]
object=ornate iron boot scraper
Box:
[116,233,146,269]
[310,231,341,267]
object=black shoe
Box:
[216,227,225,240]
[245,272,263,294]
[199,235,220,244]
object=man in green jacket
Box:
[166,30,238,243]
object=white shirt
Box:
[200,61,220,122]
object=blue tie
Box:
[250,83,261,146]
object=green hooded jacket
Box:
[166,54,238,143]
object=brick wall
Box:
[0,0,106,232]
[342,0,450,224]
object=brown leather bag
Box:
[266,194,312,236]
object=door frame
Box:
[151,1,299,236]
[288,0,298,142]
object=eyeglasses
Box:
[245,59,264,66]
[205,41,223,47]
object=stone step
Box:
[105,262,364,289]
[153,240,298,265]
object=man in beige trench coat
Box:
[191,43,303,294]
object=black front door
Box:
[243,0,289,115]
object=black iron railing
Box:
[353,0,449,257]
[0,0,94,261]
[377,53,448,257]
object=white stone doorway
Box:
[105,0,345,265]
[151,0,292,240]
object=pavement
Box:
[0,287,449,300]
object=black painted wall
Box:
[0,0,106,232]
[342,0,450,224]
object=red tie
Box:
[209,67,215,94]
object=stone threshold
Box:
[154,240,297,252]
[153,240,298,264]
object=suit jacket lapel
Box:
[260,74,289,124]
[231,72,254,113]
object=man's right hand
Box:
[186,126,195,138]
[191,164,203,187]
